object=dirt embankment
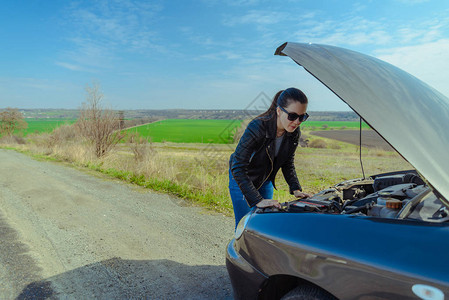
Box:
[0,149,234,299]
[310,129,394,151]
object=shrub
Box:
[0,108,27,137]
[13,136,26,144]
[27,125,78,150]
[49,124,78,146]
[26,132,52,147]
[309,139,327,148]
[128,132,154,162]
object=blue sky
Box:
[0,0,448,111]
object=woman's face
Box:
[276,101,308,133]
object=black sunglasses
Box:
[278,106,309,122]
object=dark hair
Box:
[258,87,308,118]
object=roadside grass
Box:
[5,139,234,215]
[0,126,411,216]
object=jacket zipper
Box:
[257,146,274,190]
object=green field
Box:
[302,121,370,130]
[23,119,76,135]
[125,119,243,144]
[11,118,369,142]
[126,119,368,144]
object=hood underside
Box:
[275,42,449,205]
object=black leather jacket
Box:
[229,113,302,207]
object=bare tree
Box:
[75,82,125,158]
[0,108,28,137]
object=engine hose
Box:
[343,202,374,214]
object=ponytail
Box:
[257,90,284,119]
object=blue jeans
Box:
[229,168,273,229]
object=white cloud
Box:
[376,39,449,98]
[71,5,159,50]
[292,10,449,52]
[394,16,449,45]
[178,26,237,49]
[395,0,430,4]
[55,62,85,71]
[200,0,263,7]
[226,0,263,6]
[210,5,449,110]
[195,51,242,60]
[223,10,291,27]
[295,17,393,46]
[59,37,115,71]
[59,0,164,71]
[169,57,348,111]
[49,0,449,110]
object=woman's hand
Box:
[256,199,281,209]
[293,190,312,198]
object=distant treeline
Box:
[17,108,360,122]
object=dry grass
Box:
[127,132,154,162]
[1,127,412,214]
[233,119,251,143]
[309,139,327,148]
[0,135,26,145]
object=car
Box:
[225,42,449,300]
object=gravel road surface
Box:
[0,149,234,299]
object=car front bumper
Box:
[225,238,268,300]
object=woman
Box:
[229,88,311,228]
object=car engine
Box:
[263,170,449,223]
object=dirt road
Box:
[0,149,234,299]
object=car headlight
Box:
[235,213,250,239]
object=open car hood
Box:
[275,42,449,206]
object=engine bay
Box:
[259,170,449,223]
